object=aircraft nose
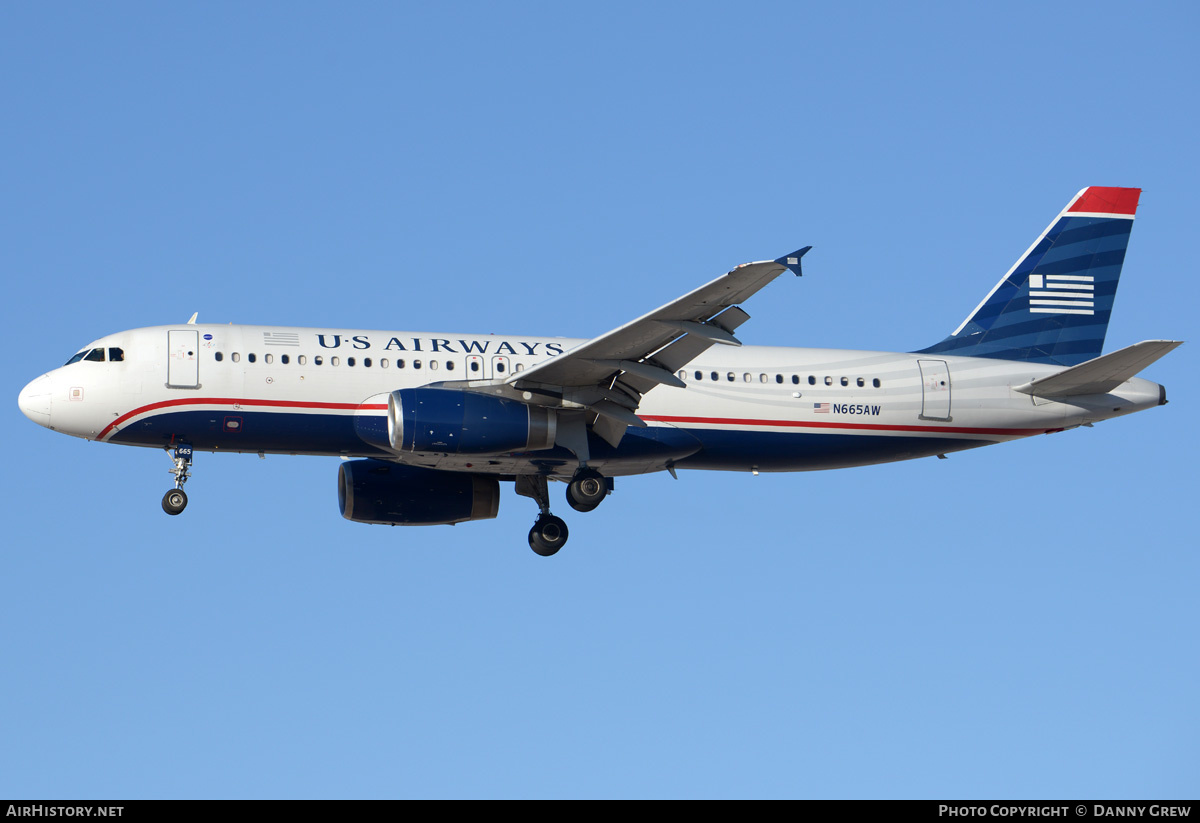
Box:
[18,375,52,427]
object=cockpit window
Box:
[65,348,108,365]
[108,347,124,362]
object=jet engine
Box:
[387,387,556,454]
[338,459,500,526]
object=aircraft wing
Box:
[508,247,810,445]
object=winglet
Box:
[775,246,812,277]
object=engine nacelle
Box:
[338,460,500,526]
[387,388,556,454]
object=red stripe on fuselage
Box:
[99,398,1048,443]
[640,414,1046,437]
[99,397,388,440]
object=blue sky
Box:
[2,1,1195,799]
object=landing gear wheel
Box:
[162,488,188,516]
[566,468,607,513]
[529,514,569,556]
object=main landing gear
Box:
[566,467,607,513]
[516,475,568,556]
[515,468,611,556]
[530,513,569,557]
[161,445,193,516]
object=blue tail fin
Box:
[917,187,1141,366]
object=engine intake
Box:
[338,460,500,526]
[387,388,556,454]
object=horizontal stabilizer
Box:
[1013,340,1182,397]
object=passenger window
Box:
[232,352,241,363]
[281,354,289,365]
[314,356,323,366]
[248,353,256,364]
[727,372,735,382]
[215,352,224,362]
[397,359,405,369]
[857,377,864,387]
[824,376,832,386]
[298,355,307,365]
[108,348,124,362]
[430,360,439,370]
[760,374,768,383]
[331,356,340,366]
[413,360,422,369]
[873,378,882,388]
[840,377,848,387]
[446,361,454,371]
[710,372,718,381]
[470,360,480,373]
[265,354,274,364]
[84,349,105,362]
[495,362,505,373]
[678,370,686,380]
[515,363,525,372]
[381,359,389,368]
[775,374,783,384]
[808,376,816,385]
[347,357,355,367]
[364,358,372,368]
[792,375,800,385]
[695,371,703,381]
[743,373,751,383]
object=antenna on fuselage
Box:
[186,312,199,324]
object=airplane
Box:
[17,186,1181,556]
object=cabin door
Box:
[167,330,200,389]
[918,359,951,421]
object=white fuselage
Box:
[17,324,1165,478]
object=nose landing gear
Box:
[161,445,193,516]
[162,487,188,515]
